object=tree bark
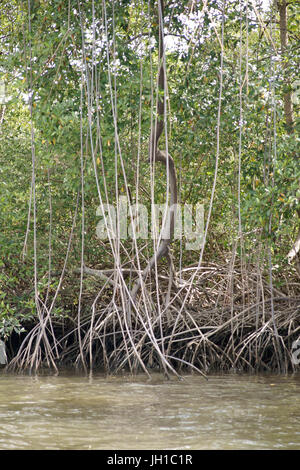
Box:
[128,0,178,320]
[278,0,294,133]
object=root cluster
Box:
[7,261,300,376]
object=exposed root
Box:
[6,262,300,376]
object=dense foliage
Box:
[0,0,299,354]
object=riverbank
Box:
[3,261,299,376]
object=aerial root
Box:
[6,262,300,375]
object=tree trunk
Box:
[128,0,178,320]
[278,0,294,133]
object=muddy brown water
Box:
[0,371,299,450]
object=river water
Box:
[0,371,299,450]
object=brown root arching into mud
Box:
[6,261,300,376]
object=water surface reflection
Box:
[0,372,299,449]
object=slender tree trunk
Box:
[128,0,178,319]
[278,0,294,133]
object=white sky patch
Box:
[165,10,205,53]
[165,0,272,53]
